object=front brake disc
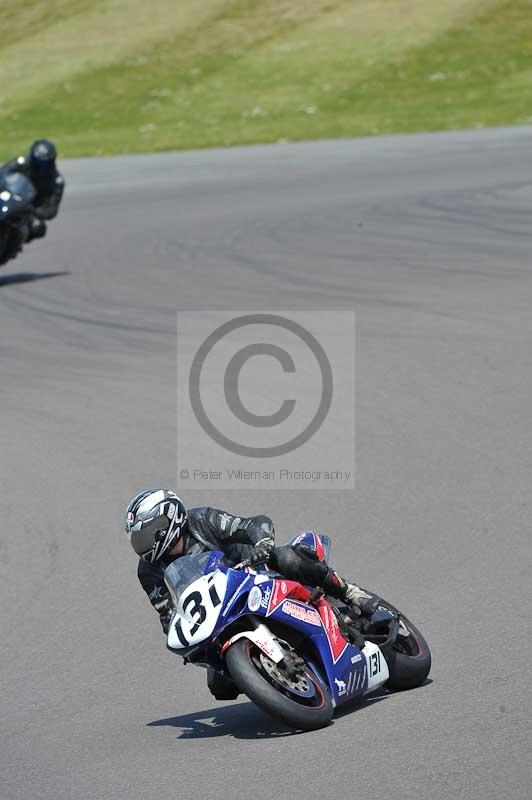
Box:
[258,652,315,698]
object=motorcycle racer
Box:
[0,139,64,266]
[124,489,381,645]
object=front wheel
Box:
[225,639,333,731]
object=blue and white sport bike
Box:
[164,536,431,731]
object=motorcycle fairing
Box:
[242,576,388,705]
[0,173,36,219]
[165,551,390,707]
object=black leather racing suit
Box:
[138,506,367,637]
[138,506,275,634]
[1,154,65,221]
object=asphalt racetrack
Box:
[2,127,532,799]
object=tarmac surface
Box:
[2,127,532,799]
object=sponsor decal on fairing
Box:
[334,677,347,696]
[260,586,272,608]
[247,585,262,612]
[281,600,322,627]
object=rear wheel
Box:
[225,638,333,731]
[383,615,431,691]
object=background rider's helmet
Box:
[124,489,187,563]
[28,140,57,183]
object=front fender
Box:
[221,623,285,664]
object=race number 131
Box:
[369,650,382,677]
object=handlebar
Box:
[234,553,269,570]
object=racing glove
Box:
[245,537,275,566]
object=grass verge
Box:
[1,0,531,157]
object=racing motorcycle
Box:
[164,534,431,731]
[0,171,36,266]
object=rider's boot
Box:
[207,667,240,701]
[27,216,47,242]
[322,570,381,620]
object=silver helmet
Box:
[124,489,187,563]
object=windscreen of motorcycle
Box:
[0,173,36,217]
[165,557,228,650]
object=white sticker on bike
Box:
[247,586,262,612]
[167,571,228,649]
[362,641,389,692]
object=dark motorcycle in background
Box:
[0,172,37,267]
